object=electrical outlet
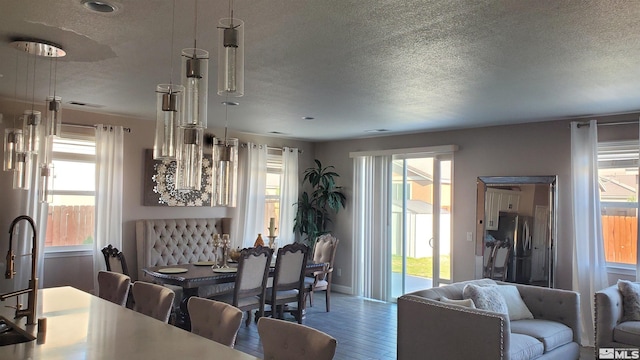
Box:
[336,268,342,277]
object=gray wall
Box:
[1,95,638,295]
[316,114,639,293]
[0,98,315,293]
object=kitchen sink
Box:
[0,317,35,346]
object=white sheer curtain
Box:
[93,125,124,292]
[570,119,608,346]
[233,143,267,248]
[278,147,298,246]
[352,155,391,300]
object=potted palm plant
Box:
[294,159,346,247]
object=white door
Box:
[391,155,452,300]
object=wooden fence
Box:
[45,205,95,247]
[602,215,637,264]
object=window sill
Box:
[606,264,637,277]
[44,246,93,258]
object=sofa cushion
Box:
[495,285,534,321]
[614,321,640,346]
[510,319,573,352]
[463,284,509,315]
[440,296,476,308]
[618,280,640,322]
[509,333,544,360]
[408,279,497,300]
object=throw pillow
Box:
[618,280,640,321]
[462,284,508,315]
[493,285,534,321]
[440,296,476,309]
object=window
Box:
[264,148,282,236]
[598,141,638,266]
[45,135,96,252]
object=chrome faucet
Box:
[0,215,38,325]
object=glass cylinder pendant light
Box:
[175,126,204,191]
[13,152,31,190]
[181,48,209,128]
[3,128,23,171]
[23,110,41,154]
[45,96,62,137]
[39,163,54,203]
[212,137,238,207]
[154,84,184,160]
[217,18,244,97]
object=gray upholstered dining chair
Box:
[97,270,131,306]
[257,317,337,360]
[210,246,273,326]
[132,281,175,323]
[187,297,243,348]
[265,243,308,323]
[305,234,339,312]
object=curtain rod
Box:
[62,122,132,133]
[576,120,639,128]
[239,143,303,154]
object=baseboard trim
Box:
[331,284,353,295]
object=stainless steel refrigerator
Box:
[487,211,534,284]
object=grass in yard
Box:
[392,255,451,280]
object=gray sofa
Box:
[397,279,581,360]
[595,283,640,349]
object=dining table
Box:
[142,260,327,330]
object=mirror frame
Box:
[475,175,558,287]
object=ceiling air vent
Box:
[67,101,104,108]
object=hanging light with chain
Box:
[217,0,244,97]
[176,0,207,190]
[154,0,184,161]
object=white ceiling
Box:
[1,1,640,141]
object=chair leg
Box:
[325,289,331,312]
[308,291,314,307]
[245,310,251,327]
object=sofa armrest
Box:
[514,284,581,344]
[398,295,509,360]
[595,285,624,348]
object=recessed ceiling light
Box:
[302,116,315,120]
[81,0,117,13]
[365,129,390,133]
[222,101,239,106]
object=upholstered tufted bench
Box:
[136,218,233,300]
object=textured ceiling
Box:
[0,1,639,141]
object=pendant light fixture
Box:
[217,0,244,97]
[154,0,184,160]
[10,39,65,193]
[212,101,238,207]
[3,52,24,172]
[45,56,62,137]
[3,128,23,171]
[176,0,207,190]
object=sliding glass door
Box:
[391,155,452,300]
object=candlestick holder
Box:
[212,234,221,268]
[221,234,230,268]
[267,235,277,250]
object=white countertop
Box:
[0,286,260,359]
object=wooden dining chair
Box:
[210,246,273,326]
[132,281,175,323]
[101,244,130,276]
[257,317,337,360]
[265,243,308,323]
[187,297,243,348]
[97,270,131,306]
[490,241,512,281]
[304,234,339,312]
